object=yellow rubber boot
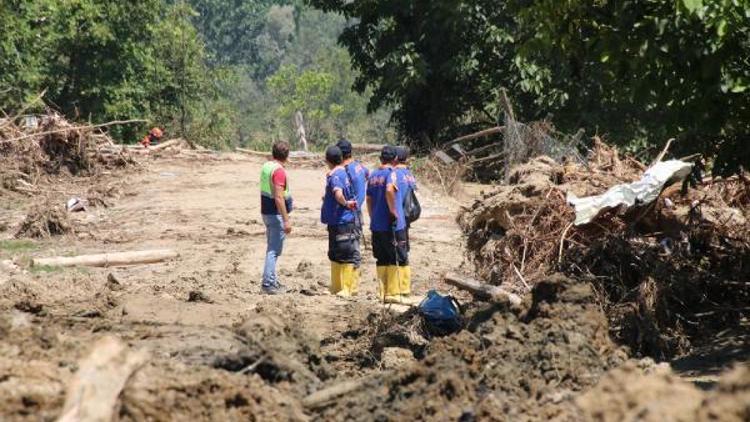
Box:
[350,267,360,296]
[376,266,388,302]
[330,262,342,295]
[337,264,355,297]
[383,266,402,304]
[398,266,412,297]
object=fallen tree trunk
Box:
[441,126,505,149]
[351,143,384,154]
[148,138,186,152]
[33,249,178,268]
[57,336,148,422]
[444,273,523,307]
[236,148,268,157]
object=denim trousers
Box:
[262,214,285,288]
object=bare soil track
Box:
[0,154,464,421]
[1,153,748,421]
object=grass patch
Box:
[30,264,62,274]
[0,239,38,253]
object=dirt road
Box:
[0,154,465,420]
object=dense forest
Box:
[2,0,749,171]
[0,0,394,149]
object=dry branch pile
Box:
[0,113,138,194]
[459,139,750,358]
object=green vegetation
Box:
[3,1,747,168]
[0,239,37,253]
[29,264,63,274]
[309,0,750,173]
[1,0,391,149]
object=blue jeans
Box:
[262,214,285,288]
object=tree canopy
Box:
[309,0,750,172]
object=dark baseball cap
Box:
[380,145,397,163]
[336,139,353,157]
[395,146,410,163]
[325,145,343,164]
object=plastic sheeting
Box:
[567,160,693,226]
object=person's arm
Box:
[273,181,291,234]
[386,183,398,222]
[333,188,356,209]
[366,195,373,217]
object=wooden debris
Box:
[57,336,148,422]
[33,249,178,268]
[444,273,523,307]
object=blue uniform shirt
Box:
[344,160,370,208]
[395,166,417,196]
[321,167,356,226]
[367,166,406,231]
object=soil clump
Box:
[312,274,627,421]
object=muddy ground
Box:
[0,153,468,420]
[1,153,748,421]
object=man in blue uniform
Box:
[366,145,409,303]
[337,139,370,266]
[321,145,359,296]
[395,145,417,261]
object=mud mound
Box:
[313,275,626,421]
[15,204,72,238]
[121,363,306,422]
[576,362,750,422]
[212,308,331,396]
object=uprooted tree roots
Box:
[459,141,750,359]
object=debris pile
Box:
[15,203,73,238]
[459,138,750,358]
[0,113,137,193]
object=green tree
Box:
[268,64,342,144]
[309,0,750,170]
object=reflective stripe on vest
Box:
[260,161,290,198]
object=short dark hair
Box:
[326,145,343,165]
[272,141,290,161]
[336,139,353,159]
[380,145,397,164]
[396,146,410,163]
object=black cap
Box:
[380,145,397,163]
[395,146,410,163]
[325,145,343,165]
[336,139,353,157]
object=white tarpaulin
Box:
[567,160,693,226]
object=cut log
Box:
[148,138,186,152]
[236,148,269,158]
[351,143,385,154]
[444,273,523,307]
[33,249,178,268]
[441,126,505,149]
[57,336,148,422]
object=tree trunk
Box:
[33,249,178,268]
[294,110,308,151]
